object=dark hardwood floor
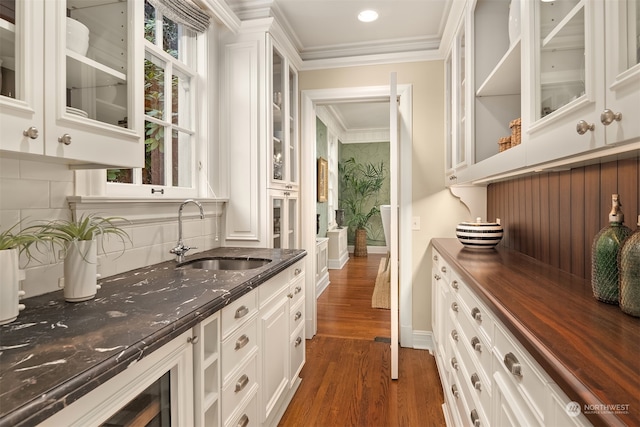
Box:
[278,254,446,427]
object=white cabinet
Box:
[221,19,300,248]
[432,249,591,426]
[327,227,348,269]
[193,313,221,427]
[315,237,329,295]
[270,189,298,249]
[0,0,142,168]
[446,0,640,186]
[40,330,195,426]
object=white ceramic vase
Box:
[508,0,521,46]
[0,249,26,325]
[62,240,100,302]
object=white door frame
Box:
[300,85,413,348]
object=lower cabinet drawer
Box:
[222,290,258,339]
[451,344,489,427]
[493,323,552,424]
[289,324,305,382]
[221,317,258,384]
[222,353,258,424]
[224,387,258,427]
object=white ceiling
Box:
[226,0,455,132]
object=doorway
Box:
[300,84,413,350]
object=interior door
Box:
[389,73,399,380]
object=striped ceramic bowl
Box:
[456,218,503,249]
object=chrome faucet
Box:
[170,199,205,263]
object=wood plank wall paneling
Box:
[487,158,640,281]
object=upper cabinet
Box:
[447,0,640,186]
[221,19,301,248]
[0,0,143,168]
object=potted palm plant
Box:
[36,214,130,302]
[338,157,386,257]
[0,222,48,324]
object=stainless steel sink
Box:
[177,257,272,271]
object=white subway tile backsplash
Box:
[0,178,50,209]
[50,181,75,208]
[20,160,74,182]
[0,157,20,178]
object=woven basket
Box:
[354,228,368,257]
[498,136,511,152]
[510,118,522,146]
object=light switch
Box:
[412,216,420,230]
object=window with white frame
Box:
[106,0,200,197]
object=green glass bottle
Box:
[619,215,640,317]
[591,194,632,304]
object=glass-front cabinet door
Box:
[603,0,640,145]
[270,42,298,190]
[269,190,298,249]
[0,0,44,154]
[0,0,142,167]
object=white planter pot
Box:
[0,249,26,324]
[62,240,100,302]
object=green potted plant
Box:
[35,214,131,302]
[338,157,386,257]
[0,222,49,324]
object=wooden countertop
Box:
[432,238,640,426]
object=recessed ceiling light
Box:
[358,10,378,23]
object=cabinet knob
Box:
[471,307,482,321]
[471,373,482,390]
[294,336,303,347]
[294,311,302,321]
[600,109,622,125]
[187,335,199,345]
[471,336,482,352]
[433,254,438,261]
[451,280,459,290]
[441,266,447,273]
[450,357,459,371]
[294,268,302,276]
[451,329,459,342]
[237,414,249,427]
[235,374,249,393]
[451,302,459,312]
[235,305,249,319]
[451,384,459,398]
[23,126,39,139]
[434,274,441,280]
[58,133,72,145]
[295,285,302,294]
[504,352,523,377]
[470,409,481,427]
[576,120,595,135]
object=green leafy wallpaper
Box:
[339,141,390,246]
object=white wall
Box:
[0,156,223,298]
[299,61,470,333]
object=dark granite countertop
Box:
[432,238,640,427]
[0,247,306,427]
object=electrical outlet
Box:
[412,216,420,230]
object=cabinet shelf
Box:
[542,1,584,49]
[67,49,126,89]
[203,352,219,369]
[476,38,521,97]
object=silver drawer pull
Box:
[451,280,459,290]
[433,254,438,261]
[294,285,302,294]
[295,268,302,276]
[471,337,481,352]
[471,373,482,391]
[451,302,459,312]
[288,292,294,299]
[441,266,447,273]
[471,307,482,321]
[237,414,249,427]
[235,374,249,393]
[434,274,441,280]
[294,336,303,347]
[451,330,459,342]
[450,357,459,371]
[187,335,199,345]
[23,126,39,139]
[504,352,522,377]
[235,334,249,350]
[235,305,249,319]
[470,409,481,427]
[294,311,302,321]
[451,384,459,398]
